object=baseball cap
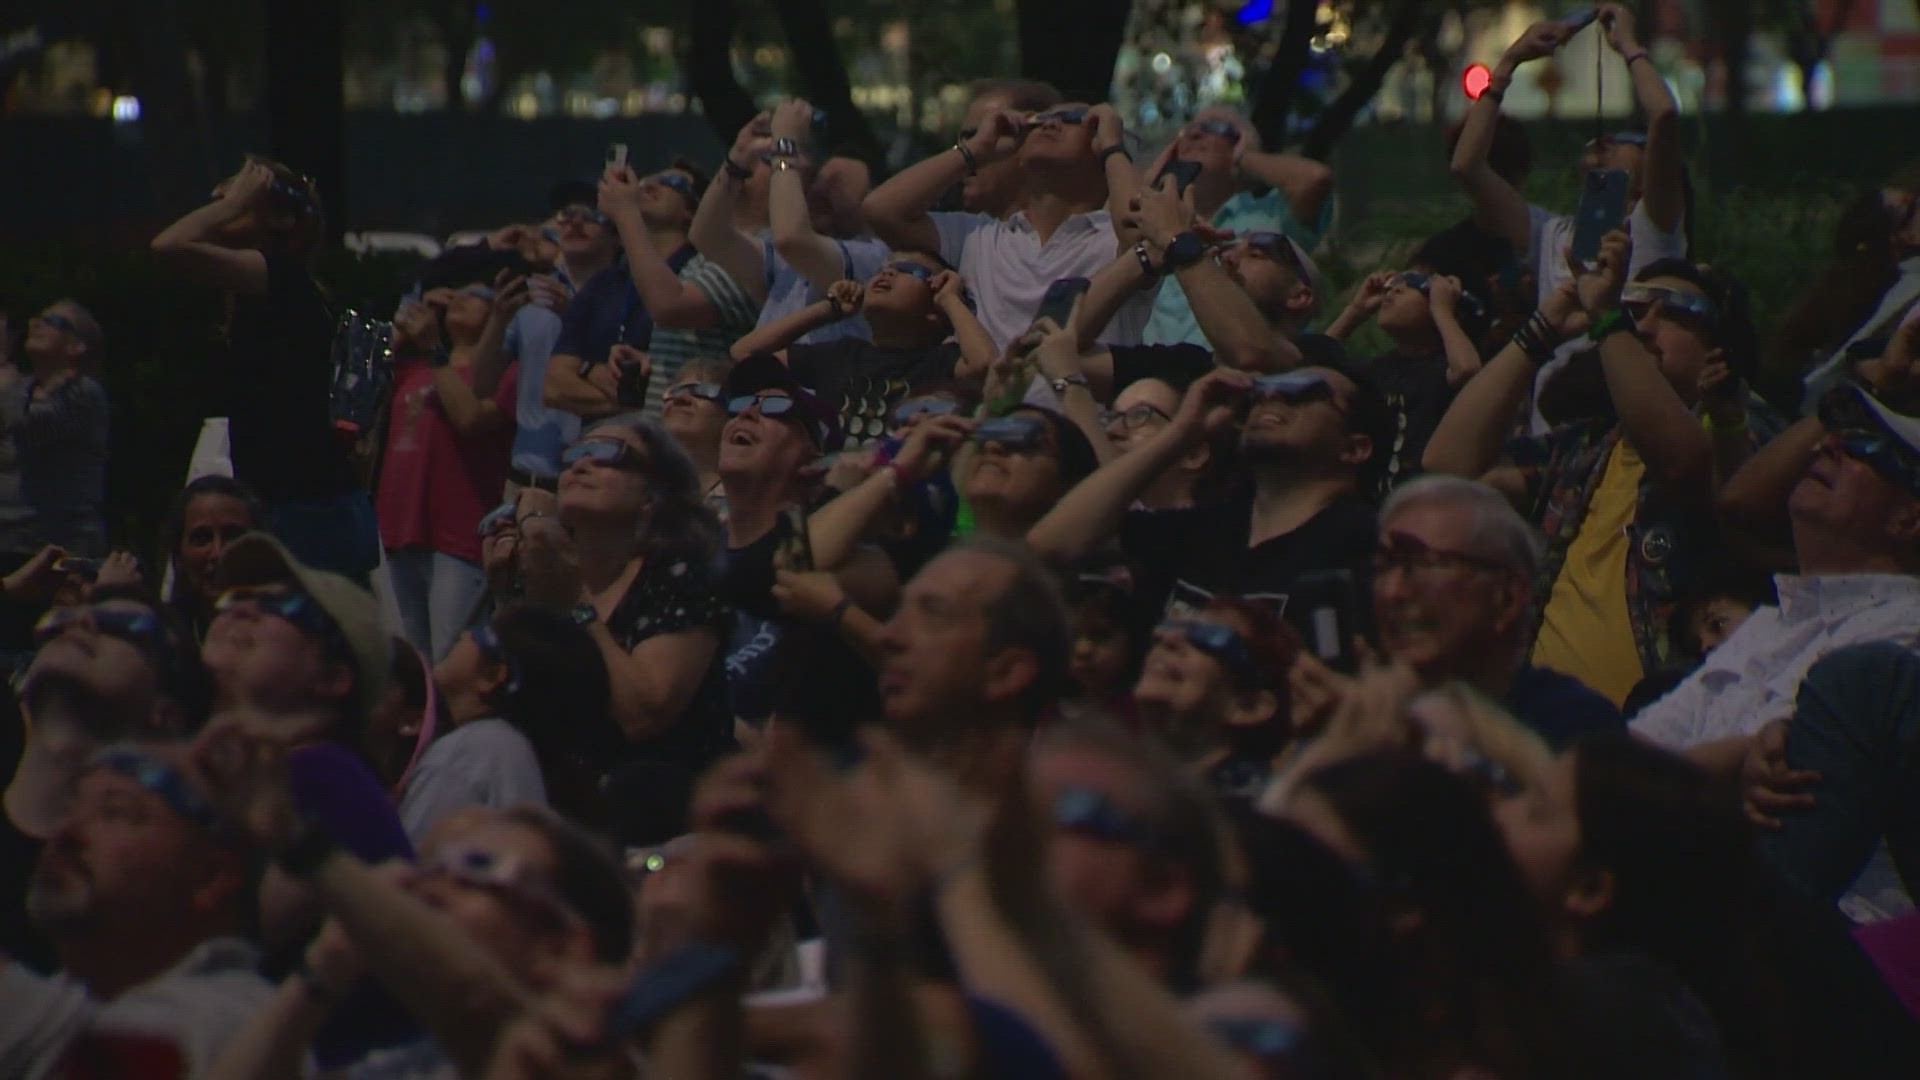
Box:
[216,532,392,724]
[723,353,845,451]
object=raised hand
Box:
[826,280,865,319]
[1087,103,1127,154]
[90,550,143,593]
[1173,366,1253,441]
[890,414,974,484]
[1739,720,1820,830]
[1570,229,1631,316]
[770,99,817,142]
[1504,20,1571,66]
[771,569,849,624]
[962,110,1029,167]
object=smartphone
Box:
[605,143,628,170]
[54,556,100,580]
[1034,276,1092,330]
[778,506,815,573]
[1570,169,1630,267]
[1157,158,1203,195]
[477,500,518,537]
[599,943,740,1040]
[1560,8,1599,33]
[1284,569,1365,675]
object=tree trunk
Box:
[769,0,879,151]
[437,8,475,111]
[1016,0,1133,101]
[1250,0,1323,149]
[1301,0,1426,160]
[686,0,758,147]
[265,0,346,238]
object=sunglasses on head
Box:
[893,398,959,426]
[1033,106,1090,126]
[971,414,1050,451]
[563,438,650,473]
[556,205,611,227]
[1621,283,1719,326]
[1161,619,1260,684]
[666,381,725,404]
[647,172,696,200]
[35,313,78,334]
[1054,787,1155,847]
[1250,371,1344,412]
[885,261,938,284]
[426,844,577,930]
[89,748,227,836]
[1100,402,1172,429]
[469,624,523,696]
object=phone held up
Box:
[1570,169,1630,267]
[1034,276,1092,331]
[1157,158,1203,196]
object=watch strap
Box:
[1163,231,1206,270]
[1588,308,1638,344]
[1098,144,1132,165]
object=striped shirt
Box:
[645,254,761,418]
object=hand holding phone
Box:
[1157,158,1203,195]
[605,143,628,171]
[1034,276,1092,331]
[1570,169,1630,267]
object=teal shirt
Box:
[1142,188,1331,349]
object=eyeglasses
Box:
[893,398,959,426]
[1241,231,1307,277]
[1206,1016,1305,1063]
[884,261,938,284]
[971,415,1051,452]
[1188,118,1242,142]
[184,524,251,547]
[215,586,352,658]
[425,844,578,931]
[646,172,697,200]
[1159,619,1260,684]
[563,438,650,473]
[1250,371,1346,414]
[1621,283,1720,327]
[1100,403,1173,429]
[665,381,725,404]
[1053,787,1155,848]
[1832,430,1920,495]
[1032,107,1090,127]
[88,748,226,836]
[1372,532,1511,577]
[556,205,611,228]
[469,624,523,697]
[34,313,78,334]
[727,393,802,419]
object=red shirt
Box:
[377,358,518,564]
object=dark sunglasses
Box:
[1161,619,1260,684]
[893,398,959,426]
[1241,230,1306,275]
[1453,748,1524,800]
[1033,107,1090,126]
[971,415,1050,451]
[665,381,725,404]
[646,172,697,200]
[1250,371,1345,413]
[1207,1016,1305,1063]
[1100,403,1172,429]
[215,586,351,656]
[1395,272,1489,319]
[885,261,938,284]
[1054,787,1155,847]
[563,438,650,473]
[1585,131,1648,151]
[727,394,802,419]
[1621,283,1719,326]
[1189,118,1242,142]
[1833,430,1920,495]
[35,605,167,652]
[89,748,227,836]
[469,624,523,696]
[184,524,251,547]
[556,205,611,228]
[35,313,78,334]
[427,843,577,930]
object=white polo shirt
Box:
[957,209,1153,351]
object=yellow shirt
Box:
[1531,441,1645,705]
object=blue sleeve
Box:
[965,996,1068,1080]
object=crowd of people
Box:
[5,6,1920,1078]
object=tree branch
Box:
[770,0,880,151]
[1249,0,1322,149]
[1300,1,1426,161]
[686,0,759,147]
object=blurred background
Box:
[3,0,1915,543]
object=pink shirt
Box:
[377,359,518,564]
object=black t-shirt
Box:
[1108,335,1348,394]
[222,255,353,503]
[1365,350,1458,488]
[786,340,961,448]
[1121,490,1378,660]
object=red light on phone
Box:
[1462,64,1493,100]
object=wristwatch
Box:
[1050,373,1091,394]
[1162,231,1207,271]
[769,137,800,160]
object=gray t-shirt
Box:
[398,718,548,845]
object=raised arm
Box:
[933,271,999,382]
[468,277,530,398]
[767,101,850,292]
[691,115,773,303]
[599,168,721,330]
[1027,369,1249,564]
[863,110,1027,251]
[1325,272,1392,343]
[729,285,858,362]
[1603,5,1684,233]
[1137,182,1283,371]
[432,361,512,439]
[1449,21,1568,260]
[806,416,974,569]
[1426,275,1487,385]
[1425,288,1580,479]
[149,162,273,295]
[1092,105,1144,251]
[1235,149,1335,227]
[543,352,621,419]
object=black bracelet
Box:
[1133,241,1159,278]
[1098,143,1132,165]
[829,596,854,629]
[953,140,979,176]
[723,157,753,181]
[273,820,339,875]
[1511,326,1556,365]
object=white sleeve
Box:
[1627,671,1711,749]
[1625,200,1688,274]
[930,211,992,268]
[0,964,93,1079]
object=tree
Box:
[1299,0,1427,159]
[1016,0,1134,99]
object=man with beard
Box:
[1,740,269,1079]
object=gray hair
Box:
[1381,475,1544,580]
[579,413,722,567]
